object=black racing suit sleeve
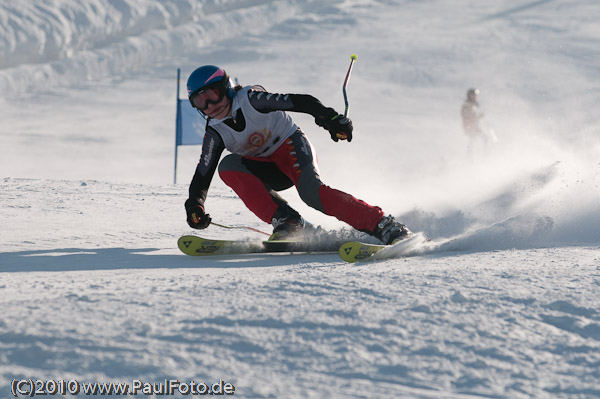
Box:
[187,127,225,208]
[247,89,338,118]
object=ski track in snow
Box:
[1,0,600,398]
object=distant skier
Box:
[461,88,497,150]
[461,88,483,136]
[183,64,411,244]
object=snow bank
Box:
[0,0,332,95]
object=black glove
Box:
[315,108,353,142]
[185,199,211,229]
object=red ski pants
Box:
[218,130,384,232]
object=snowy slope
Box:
[1,0,600,398]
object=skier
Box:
[183,64,411,245]
[461,88,497,150]
[461,88,483,137]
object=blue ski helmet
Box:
[187,65,233,110]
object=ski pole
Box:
[336,54,357,141]
[342,53,357,118]
[212,221,271,236]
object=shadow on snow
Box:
[0,247,341,273]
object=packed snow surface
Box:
[1,0,599,398]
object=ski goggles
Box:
[189,84,226,111]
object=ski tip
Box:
[177,235,198,256]
[338,245,359,263]
[338,242,357,263]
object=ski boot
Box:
[269,206,306,241]
[373,215,411,245]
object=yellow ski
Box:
[338,241,387,263]
[177,235,334,256]
[339,233,430,263]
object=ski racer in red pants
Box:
[184,65,410,244]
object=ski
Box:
[177,235,336,257]
[338,241,387,263]
[338,233,431,263]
